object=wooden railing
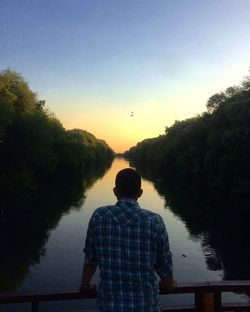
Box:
[1,281,250,312]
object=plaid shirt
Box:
[84,198,173,311]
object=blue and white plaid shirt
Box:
[84,198,173,311]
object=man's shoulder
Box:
[92,205,115,218]
[91,204,164,226]
[140,208,163,223]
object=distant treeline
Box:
[125,72,250,198]
[0,69,114,207]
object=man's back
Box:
[84,198,173,311]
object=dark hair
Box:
[115,168,141,198]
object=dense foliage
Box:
[125,74,250,280]
[125,73,250,198]
[0,69,114,290]
[0,69,114,210]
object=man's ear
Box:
[138,188,143,198]
[113,187,118,196]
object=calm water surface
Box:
[1,158,247,311]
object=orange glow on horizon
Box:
[54,63,250,153]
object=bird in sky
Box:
[130,111,134,117]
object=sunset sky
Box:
[1,0,250,152]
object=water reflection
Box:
[2,157,249,311]
[1,158,240,311]
[0,161,112,291]
[132,164,250,281]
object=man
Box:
[80,168,175,311]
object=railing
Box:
[1,281,250,312]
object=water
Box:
[0,158,248,311]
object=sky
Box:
[1,0,250,152]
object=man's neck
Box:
[118,197,137,202]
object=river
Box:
[1,158,249,311]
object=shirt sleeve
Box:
[154,215,173,278]
[83,214,98,266]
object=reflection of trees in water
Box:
[132,163,250,281]
[198,209,250,280]
[0,160,112,291]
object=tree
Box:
[0,69,38,116]
[0,69,114,206]
[206,92,227,113]
[125,69,250,196]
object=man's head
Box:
[113,168,143,200]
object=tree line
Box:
[0,69,114,211]
[0,69,115,290]
[125,71,250,199]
